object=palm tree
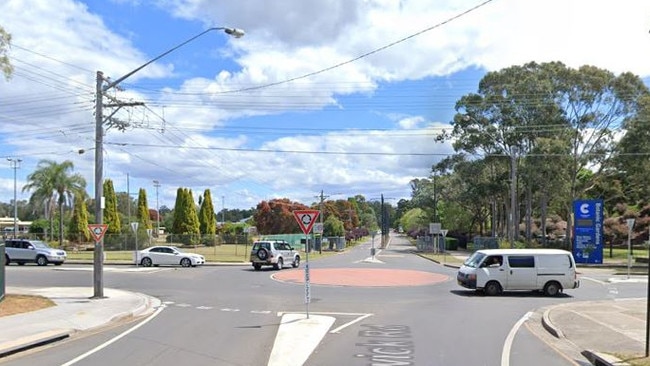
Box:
[23,160,87,246]
[22,165,56,241]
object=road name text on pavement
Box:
[355,324,414,365]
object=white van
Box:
[456,249,579,296]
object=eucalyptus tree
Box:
[607,94,650,207]
[451,62,569,242]
[23,160,86,247]
[551,65,649,240]
[449,61,649,245]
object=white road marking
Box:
[220,308,240,312]
[329,313,373,334]
[501,312,531,366]
[251,310,272,314]
[196,306,213,310]
[579,276,607,285]
[61,305,165,366]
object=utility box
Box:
[0,242,5,302]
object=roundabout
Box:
[272,268,449,287]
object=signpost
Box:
[293,209,320,319]
[626,218,635,279]
[430,223,441,253]
[131,222,139,266]
[441,229,448,262]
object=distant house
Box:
[0,217,31,235]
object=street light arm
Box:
[91,25,242,298]
[104,27,243,91]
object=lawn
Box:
[67,243,342,263]
[417,247,650,267]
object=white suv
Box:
[4,239,67,266]
[250,240,300,270]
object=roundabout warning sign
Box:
[293,210,320,234]
[88,224,108,243]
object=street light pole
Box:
[92,26,244,299]
[509,147,518,248]
[7,158,21,239]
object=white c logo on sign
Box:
[580,203,590,215]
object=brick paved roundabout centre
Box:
[272,268,449,287]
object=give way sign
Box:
[293,210,320,235]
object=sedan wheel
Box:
[180,258,192,268]
[141,257,153,267]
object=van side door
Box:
[477,255,507,289]
[505,255,537,290]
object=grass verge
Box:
[0,295,55,317]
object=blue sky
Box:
[1,0,649,211]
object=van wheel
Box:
[544,281,562,297]
[484,281,502,296]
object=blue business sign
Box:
[572,199,603,264]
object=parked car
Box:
[135,246,205,267]
[250,240,300,270]
[4,239,67,266]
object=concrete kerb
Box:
[541,307,564,339]
[108,291,162,324]
[0,330,71,358]
[581,350,631,366]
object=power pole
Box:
[222,195,225,225]
[315,190,329,254]
[91,27,242,299]
[8,158,21,238]
[93,72,143,299]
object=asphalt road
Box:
[2,235,643,366]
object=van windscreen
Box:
[463,252,485,268]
